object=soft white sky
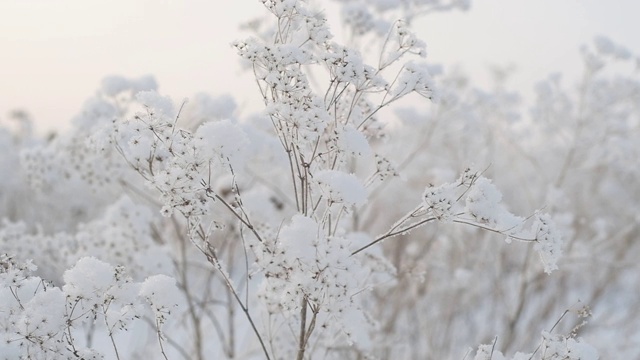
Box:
[1,0,639,134]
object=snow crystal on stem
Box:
[337,124,372,157]
[19,288,66,337]
[423,182,457,222]
[392,61,435,99]
[139,274,179,326]
[279,214,319,264]
[315,170,367,206]
[194,119,249,165]
[63,257,116,301]
[465,177,524,232]
[136,90,176,118]
[541,331,599,360]
[533,213,564,274]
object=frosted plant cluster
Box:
[1,0,639,359]
[0,255,178,359]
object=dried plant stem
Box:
[296,297,309,360]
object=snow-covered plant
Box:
[95,1,571,358]
[472,303,598,360]
[0,255,178,359]
[2,1,639,359]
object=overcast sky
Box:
[1,0,639,134]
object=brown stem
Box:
[296,297,309,360]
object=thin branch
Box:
[351,216,437,256]
[296,297,309,360]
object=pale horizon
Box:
[1,0,639,134]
